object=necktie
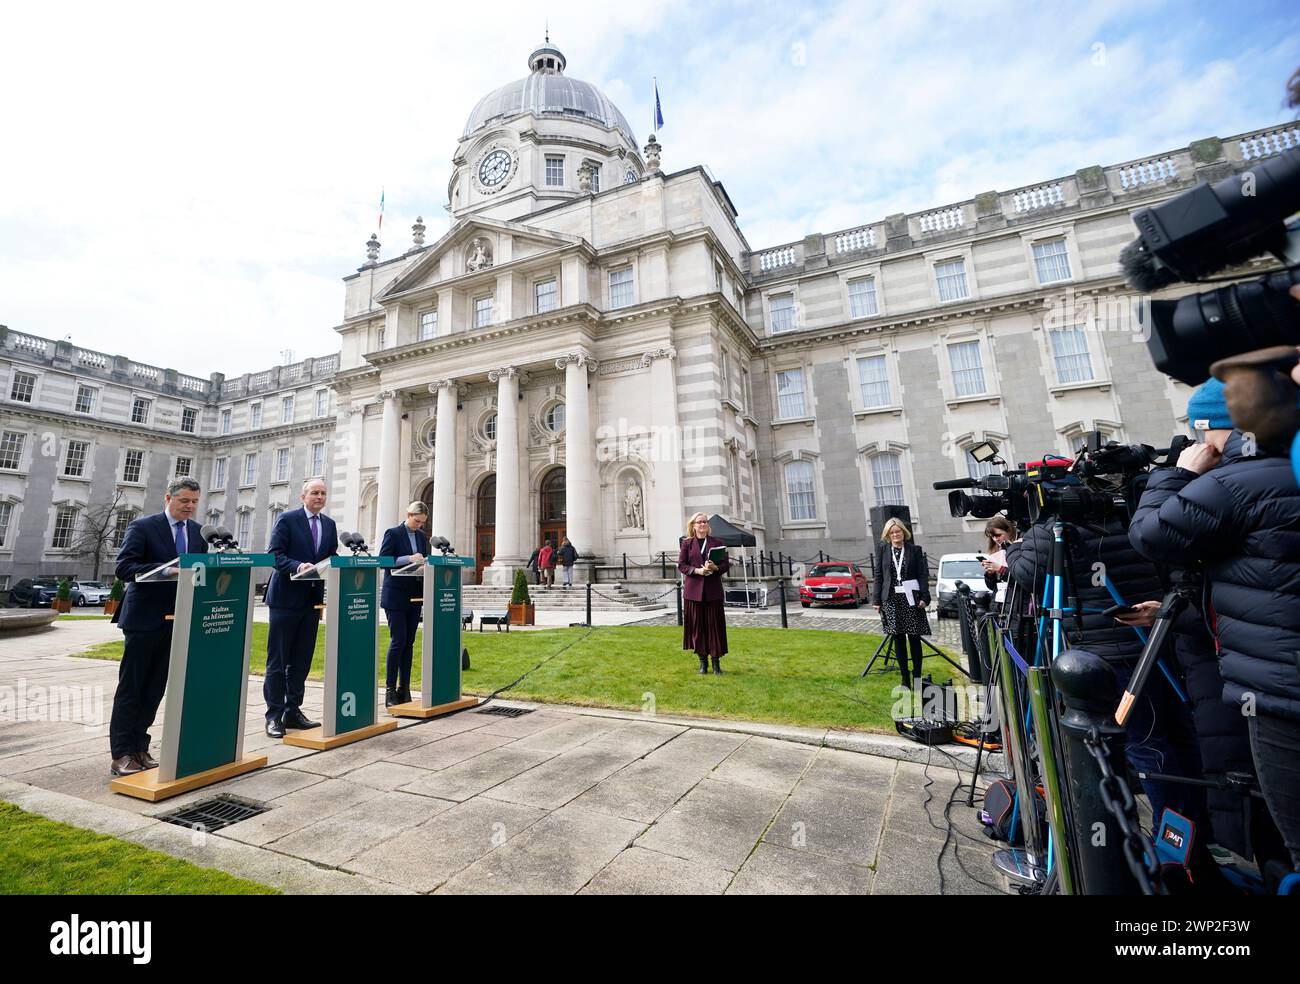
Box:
[173,520,186,558]
[310,513,320,553]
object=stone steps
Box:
[460,584,668,611]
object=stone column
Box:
[485,366,522,583]
[558,353,599,567]
[377,390,402,531]
[643,347,684,555]
[341,406,365,535]
[429,380,459,545]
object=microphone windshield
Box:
[200,523,218,542]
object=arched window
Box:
[484,413,498,441]
[784,460,816,521]
[477,476,496,527]
[545,403,566,433]
[541,469,566,522]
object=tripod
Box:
[860,622,968,678]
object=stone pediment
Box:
[376,217,585,301]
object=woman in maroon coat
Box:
[678,512,731,674]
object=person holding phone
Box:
[678,512,730,674]
[980,516,1016,596]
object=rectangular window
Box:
[935,258,969,302]
[111,510,133,549]
[75,385,96,414]
[243,453,257,486]
[535,279,558,314]
[249,402,262,429]
[1049,327,1095,384]
[0,431,25,470]
[848,277,879,318]
[856,355,891,408]
[220,409,231,435]
[545,155,564,186]
[419,310,438,340]
[281,395,294,424]
[775,368,807,418]
[590,166,601,193]
[131,397,151,424]
[714,262,724,293]
[174,456,192,478]
[310,442,325,477]
[275,447,290,483]
[1032,238,1072,284]
[63,440,89,478]
[212,457,227,489]
[785,460,817,521]
[270,507,284,529]
[52,507,78,549]
[474,296,493,328]
[181,406,198,433]
[237,511,252,546]
[377,328,386,349]
[0,501,12,547]
[768,292,795,333]
[315,390,328,417]
[608,267,634,309]
[871,453,906,506]
[123,449,144,484]
[742,367,752,410]
[9,372,35,403]
[948,340,987,397]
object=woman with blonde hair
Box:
[677,512,731,674]
[871,517,931,689]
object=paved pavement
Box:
[0,620,1005,895]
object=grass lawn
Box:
[58,613,112,620]
[0,802,278,895]
[81,622,961,733]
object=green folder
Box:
[708,546,728,566]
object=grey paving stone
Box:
[642,728,748,769]
[221,779,383,846]
[343,798,549,892]
[580,846,732,895]
[386,731,513,772]
[437,804,644,895]
[270,790,449,866]
[763,779,885,866]
[710,736,816,794]
[570,760,713,823]
[801,746,897,792]
[869,828,1004,895]
[507,716,624,754]
[397,746,555,802]
[482,743,647,811]
[634,778,786,871]
[343,760,435,791]
[471,709,575,739]
[727,842,874,895]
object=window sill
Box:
[945,393,1001,409]
[270,479,290,487]
[853,404,904,419]
[782,520,826,531]
[0,468,30,477]
[58,475,91,483]
[1049,379,1111,396]
[117,481,146,489]
[771,415,815,428]
[239,484,258,491]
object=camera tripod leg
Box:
[861,632,897,677]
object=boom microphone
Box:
[932,478,980,490]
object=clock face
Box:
[478,149,513,188]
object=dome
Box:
[462,44,637,145]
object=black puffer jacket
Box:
[1007,514,1163,664]
[1129,431,1300,721]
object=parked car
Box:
[936,554,991,618]
[71,580,112,606]
[799,561,870,608]
[8,577,61,608]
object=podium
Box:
[283,555,400,750]
[111,552,273,802]
[389,554,479,718]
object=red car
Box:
[800,561,870,608]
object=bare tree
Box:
[72,489,132,581]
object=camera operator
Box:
[1129,378,1300,872]
[1005,462,1210,848]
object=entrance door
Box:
[475,475,496,585]
[539,467,566,564]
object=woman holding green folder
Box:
[678,512,731,674]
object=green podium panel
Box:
[391,554,478,719]
[112,552,274,801]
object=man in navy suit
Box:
[379,501,430,706]
[108,478,205,776]
[263,477,337,737]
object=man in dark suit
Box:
[379,501,430,706]
[108,478,205,776]
[263,477,337,737]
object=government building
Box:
[2,40,1296,591]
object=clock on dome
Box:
[473,145,518,194]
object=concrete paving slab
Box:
[580,846,732,895]
[386,731,514,772]
[710,736,816,794]
[220,779,383,847]
[397,745,556,802]
[270,790,448,866]
[634,778,786,871]
[762,778,886,867]
[727,842,874,895]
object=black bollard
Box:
[622,553,627,580]
[585,581,592,626]
[778,578,788,628]
[675,580,683,626]
[660,551,666,579]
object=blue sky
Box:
[0,0,1296,377]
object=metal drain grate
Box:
[156,795,268,832]
[474,706,535,719]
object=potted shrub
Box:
[54,578,73,614]
[508,569,535,626]
[104,578,125,616]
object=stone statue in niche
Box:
[466,237,493,272]
[623,477,645,530]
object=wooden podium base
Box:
[282,718,398,750]
[389,696,479,719]
[110,753,268,802]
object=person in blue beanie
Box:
[1130,376,1300,873]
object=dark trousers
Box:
[1249,713,1300,870]
[109,625,173,758]
[264,607,320,720]
[894,634,922,687]
[384,605,420,690]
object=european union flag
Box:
[654,80,664,131]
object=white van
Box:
[936,553,991,618]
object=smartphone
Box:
[1102,603,1137,618]
[975,555,986,562]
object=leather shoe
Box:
[398,686,412,705]
[265,717,286,738]
[110,755,143,777]
[282,709,319,730]
[385,687,398,708]
[137,750,159,770]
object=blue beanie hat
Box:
[1187,378,1233,431]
